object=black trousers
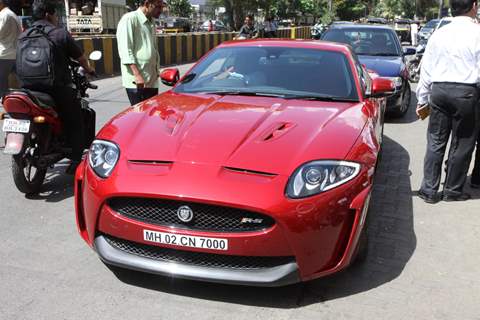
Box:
[126,88,158,105]
[472,130,480,185]
[39,87,84,161]
[420,83,479,197]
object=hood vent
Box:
[223,166,277,177]
[262,122,295,141]
[128,160,173,165]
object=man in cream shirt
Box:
[0,0,21,100]
[116,0,163,105]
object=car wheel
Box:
[391,81,411,118]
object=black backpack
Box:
[16,25,56,88]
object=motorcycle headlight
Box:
[385,76,403,88]
[88,139,120,178]
[286,160,361,199]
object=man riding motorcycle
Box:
[17,0,95,174]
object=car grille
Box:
[107,197,275,232]
[104,235,294,270]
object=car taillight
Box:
[3,97,31,114]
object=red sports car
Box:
[75,40,394,286]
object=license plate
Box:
[143,230,228,251]
[2,119,30,133]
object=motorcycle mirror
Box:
[89,51,102,61]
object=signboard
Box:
[67,15,103,32]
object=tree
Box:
[168,0,193,17]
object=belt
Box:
[433,82,480,88]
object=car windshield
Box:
[424,20,439,29]
[438,19,452,29]
[323,28,401,56]
[174,47,358,101]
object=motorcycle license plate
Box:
[2,119,30,133]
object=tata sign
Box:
[68,16,103,32]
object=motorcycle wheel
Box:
[12,155,47,194]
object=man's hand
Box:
[128,64,145,89]
[85,66,96,76]
[134,74,145,89]
[416,103,431,120]
[415,104,422,117]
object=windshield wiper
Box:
[284,95,357,102]
[201,91,287,98]
[362,53,400,57]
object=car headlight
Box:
[286,160,361,199]
[88,139,120,178]
[385,76,403,88]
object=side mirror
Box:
[89,50,102,61]
[160,68,180,86]
[369,77,395,98]
[403,47,416,56]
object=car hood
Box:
[359,56,403,78]
[98,92,367,176]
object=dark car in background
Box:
[367,17,388,24]
[417,19,439,43]
[322,24,415,117]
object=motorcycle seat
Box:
[7,89,56,109]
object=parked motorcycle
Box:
[1,51,102,194]
[407,42,426,83]
[311,23,327,40]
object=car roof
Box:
[367,17,387,22]
[217,39,353,55]
[327,23,395,31]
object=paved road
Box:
[1,67,479,320]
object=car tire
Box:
[390,81,411,118]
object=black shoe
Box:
[471,179,480,189]
[417,190,440,204]
[66,161,80,175]
[443,193,471,202]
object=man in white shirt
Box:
[416,0,480,203]
[0,0,21,99]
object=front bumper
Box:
[95,235,300,286]
[76,160,372,285]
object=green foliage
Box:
[205,0,439,29]
[168,0,193,17]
